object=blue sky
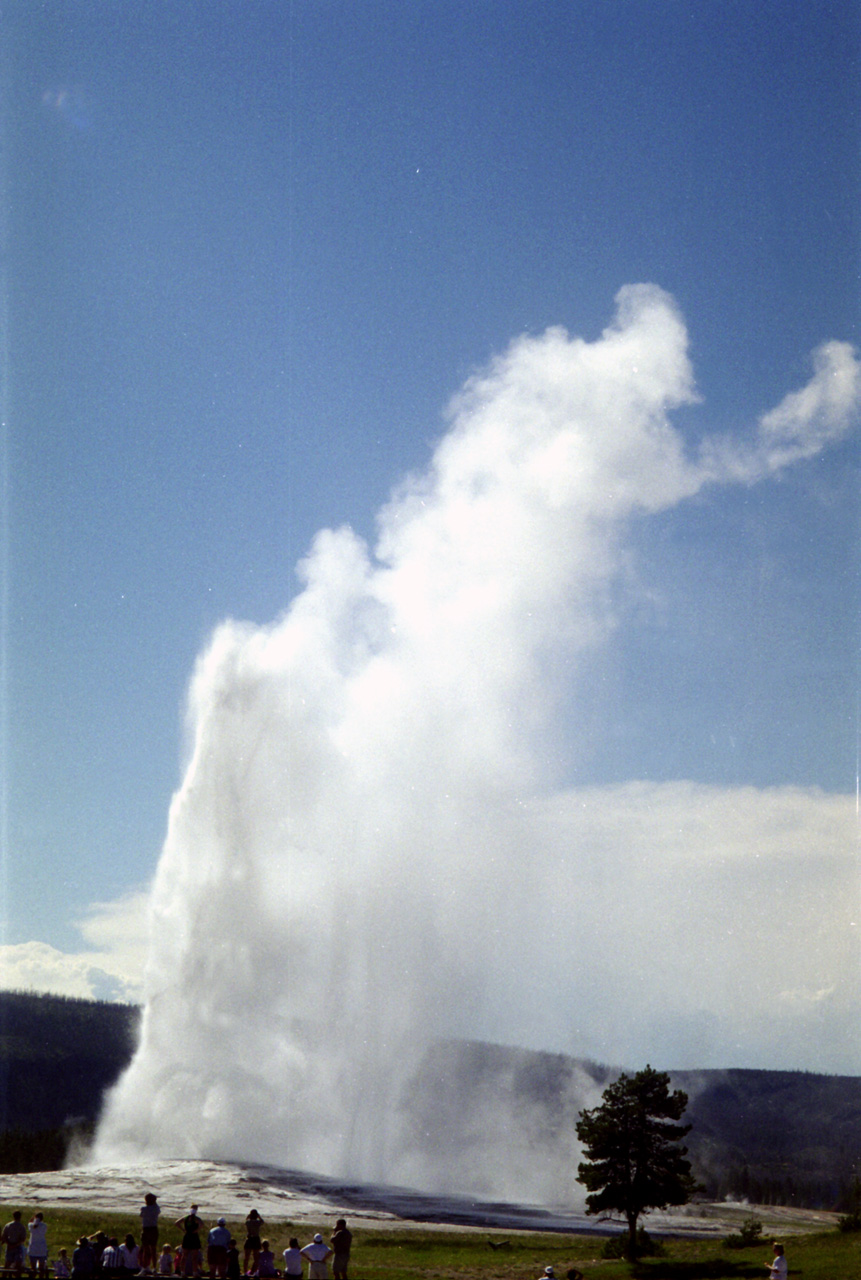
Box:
[2,2,859,1075]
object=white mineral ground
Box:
[0,1160,838,1237]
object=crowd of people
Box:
[1,1201,352,1280]
[1,1204,790,1280]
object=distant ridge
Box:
[1,991,859,1210]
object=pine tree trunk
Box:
[626,1211,638,1259]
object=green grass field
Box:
[1,1208,858,1280]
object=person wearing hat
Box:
[540,1269,555,1279]
[71,1236,96,1280]
[299,1234,333,1280]
[207,1219,230,1279]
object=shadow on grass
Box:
[631,1262,763,1280]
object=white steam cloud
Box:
[92,286,860,1198]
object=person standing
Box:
[329,1221,351,1280]
[139,1194,161,1274]
[766,1242,787,1280]
[206,1219,230,1280]
[174,1207,203,1278]
[243,1211,264,1277]
[299,1235,332,1280]
[2,1212,27,1276]
[27,1213,48,1276]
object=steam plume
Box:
[92,286,860,1197]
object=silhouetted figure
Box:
[207,1221,230,1280]
[329,1222,351,1280]
[139,1194,161,1274]
[256,1242,277,1278]
[175,1208,203,1278]
[3,1213,27,1277]
[243,1212,264,1277]
[71,1238,96,1280]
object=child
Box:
[226,1240,240,1280]
[766,1243,787,1280]
[158,1246,174,1277]
[256,1242,277,1278]
[53,1250,70,1280]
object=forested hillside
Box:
[0,990,139,1170]
[407,1040,861,1213]
[676,1067,861,1209]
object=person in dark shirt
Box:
[174,1208,203,1278]
[72,1237,96,1280]
[330,1221,352,1280]
[2,1213,27,1277]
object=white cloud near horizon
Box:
[3,781,855,1077]
[0,891,149,1002]
[511,781,859,1074]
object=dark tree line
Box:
[0,1122,94,1173]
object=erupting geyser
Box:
[92,287,859,1201]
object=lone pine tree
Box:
[576,1064,696,1257]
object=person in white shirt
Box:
[120,1235,140,1273]
[27,1215,48,1276]
[766,1243,787,1280]
[299,1235,332,1280]
[282,1238,303,1278]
